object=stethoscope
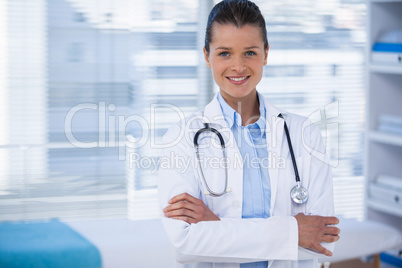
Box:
[193,113,309,204]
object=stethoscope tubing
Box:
[194,115,308,203]
[279,114,301,184]
[194,123,225,149]
[194,123,228,197]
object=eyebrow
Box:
[215,46,261,50]
[215,46,231,50]
[245,46,261,50]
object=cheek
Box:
[210,60,225,77]
[255,59,266,73]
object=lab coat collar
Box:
[203,91,287,128]
[203,93,227,127]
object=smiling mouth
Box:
[227,76,249,81]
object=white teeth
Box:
[228,76,248,81]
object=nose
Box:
[231,56,246,73]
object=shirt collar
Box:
[217,92,266,137]
[217,92,237,128]
[252,93,266,138]
[256,93,266,126]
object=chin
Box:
[222,87,257,99]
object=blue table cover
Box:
[0,219,102,268]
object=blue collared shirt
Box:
[217,92,271,268]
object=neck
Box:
[220,90,260,126]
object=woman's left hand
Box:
[163,193,220,224]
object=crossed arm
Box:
[160,120,340,261]
[164,193,340,257]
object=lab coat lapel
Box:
[203,95,243,218]
[202,94,227,127]
[261,95,285,215]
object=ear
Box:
[263,44,269,66]
[203,47,211,68]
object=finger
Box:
[323,216,339,225]
[165,208,197,219]
[172,216,198,224]
[324,226,340,236]
[164,200,196,213]
[314,243,333,257]
[169,193,199,204]
[321,234,340,243]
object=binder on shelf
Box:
[372,43,402,65]
[380,249,402,268]
[371,30,402,65]
[369,175,402,208]
[378,124,402,136]
[379,114,402,126]
[376,175,402,190]
[378,114,402,136]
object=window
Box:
[74,12,86,22]
[0,0,366,221]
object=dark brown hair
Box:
[205,0,268,53]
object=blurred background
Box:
[0,0,366,222]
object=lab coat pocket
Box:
[201,177,237,219]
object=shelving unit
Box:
[369,131,402,147]
[364,0,402,231]
[370,64,402,74]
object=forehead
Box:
[210,23,264,48]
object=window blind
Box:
[0,0,366,221]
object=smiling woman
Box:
[158,0,340,267]
[203,23,268,120]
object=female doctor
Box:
[158,0,340,267]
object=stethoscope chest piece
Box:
[278,113,309,205]
[290,182,309,204]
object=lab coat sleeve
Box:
[158,123,299,263]
[297,119,337,260]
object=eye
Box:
[245,51,256,56]
[219,51,229,57]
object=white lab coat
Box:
[158,93,336,268]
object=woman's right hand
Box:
[163,193,220,224]
[294,213,340,256]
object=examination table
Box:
[1,217,401,267]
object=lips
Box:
[226,76,250,85]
